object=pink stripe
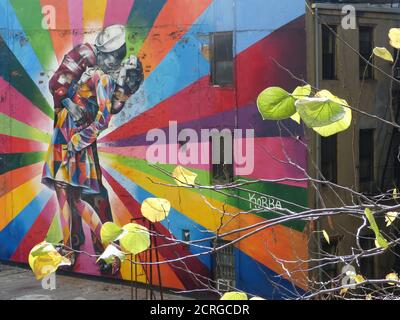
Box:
[0,135,48,153]
[69,0,84,47]
[0,77,52,133]
[103,0,135,26]
[240,137,307,188]
[99,143,210,171]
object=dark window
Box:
[182,229,190,249]
[321,237,339,283]
[211,132,234,184]
[213,240,235,291]
[359,236,375,279]
[210,32,234,86]
[359,129,374,190]
[359,26,374,80]
[321,135,337,183]
[395,49,400,80]
[322,25,337,80]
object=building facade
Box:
[306,1,400,281]
[0,0,309,299]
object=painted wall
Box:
[0,0,308,299]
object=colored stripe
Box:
[102,166,211,289]
[68,0,83,47]
[100,155,308,287]
[0,113,51,144]
[0,134,48,153]
[0,162,43,197]
[125,0,167,55]
[0,188,54,259]
[0,152,45,175]
[10,194,57,262]
[0,174,45,232]
[139,0,212,78]
[83,0,108,43]
[103,0,135,26]
[0,39,53,118]
[40,0,73,63]
[9,0,58,71]
[0,77,52,131]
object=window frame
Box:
[210,31,235,87]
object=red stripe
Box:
[102,167,211,290]
[10,195,58,263]
[0,134,48,153]
[100,16,305,144]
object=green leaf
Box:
[290,112,301,124]
[373,47,394,62]
[292,84,312,99]
[295,97,346,128]
[100,222,123,245]
[220,292,248,300]
[119,223,151,255]
[257,87,296,120]
[312,90,352,137]
[365,208,389,249]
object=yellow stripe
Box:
[0,175,44,232]
[101,158,309,288]
[83,0,108,43]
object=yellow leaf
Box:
[220,292,248,300]
[100,222,123,244]
[385,212,398,227]
[292,84,311,99]
[28,242,70,280]
[141,198,171,223]
[373,47,394,62]
[290,112,301,124]
[322,230,330,244]
[366,294,372,300]
[393,188,398,199]
[340,288,348,295]
[313,90,352,137]
[353,275,365,284]
[119,223,150,255]
[250,296,266,300]
[386,272,399,285]
[389,28,400,49]
[172,166,197,187]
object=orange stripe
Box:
[138,0,212,78]
[40,0,73,63]
[0,163,44,198]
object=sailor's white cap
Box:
[95,25,126,53]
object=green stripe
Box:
[9,0,57,71]
[0,37,53,118]
[126,0,167,55]
[100,152,307,231]
[0,113,51,144]
[1,152,45,175]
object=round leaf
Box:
[28,242,70,280]
[100,222,123,244]
[172,166,197,187]
[257,87,296,120]
[389,28,400,49]
[295,97,346,128]
[312,90,352,137]
[220,292,248,300]
[292,84,312,99]
[373,47,394,62]
[386,272,399,285]
[97,244,126,264]
[119,223,151,255]
[141,198,171,223]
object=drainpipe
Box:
[313,4,323,285]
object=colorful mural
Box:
[0,0,308,299]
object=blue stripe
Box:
[0,188,53,259]
[102,164,213,268]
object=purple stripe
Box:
[69,0,83,47]
[103,0,135,26]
